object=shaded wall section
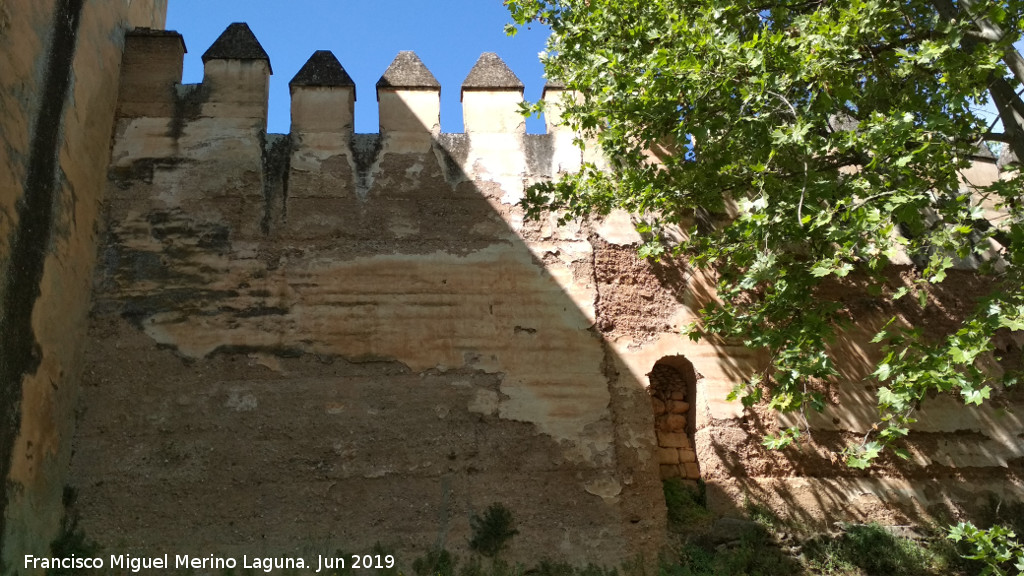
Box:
[0,0,167,572]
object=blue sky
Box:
[165,1,552,134]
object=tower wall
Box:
[0,1,167,572]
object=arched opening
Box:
[648,356,700,482]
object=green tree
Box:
[505,0,1024,468]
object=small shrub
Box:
[414,548,459,576]
[948,522,1024,576]
[848,524,941,575]
[469,503,519,558]
[661,527,795,576]
[714,526,795,576]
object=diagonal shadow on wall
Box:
[73,33,675,567]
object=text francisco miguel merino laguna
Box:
[25,552,396,573]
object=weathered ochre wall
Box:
[0,0,167,571]
[64,20,1024,572]
[70,34,669,566]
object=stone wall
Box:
[5,14,1016,574]
[649,363,700,482]
[69,25,669,567]
[70,24,1024,567]
[0,1,166,572]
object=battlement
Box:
[108,22,592,245]
[117,23,569,139]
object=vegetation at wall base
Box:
[41,487,1015,576]
[414,548,460,576]
[948,522,1024,576]
[663,479,712,531]
[659,480,1005,575]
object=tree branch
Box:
[989,77,1024,161]
[932,0,1024,160]
[961,0,1024,86]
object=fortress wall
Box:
[0,1,167,571]
[65,20,1024,569]
[70,29,679,566]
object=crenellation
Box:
[109,23,589,171]
[541,82,565,130]
[116,29,185,119]
[199,23,271,126]
[539,83,585,174]
[462,52,526,134]
[289,50,355,137]
[286,53,360,233]
[376,51,442,153]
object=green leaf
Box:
[962,386,991,406]
[847,455,871,470]
[874,363,892,382]
[811,263,833,277]
[949,346,970,364]
[762,427,801,450]
[862,441,882,460]
[638,241,665,260]
[877,386,904,409]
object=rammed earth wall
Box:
[66,22,1024,565]
[2,9,1023,573]
[71,26,671,565]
